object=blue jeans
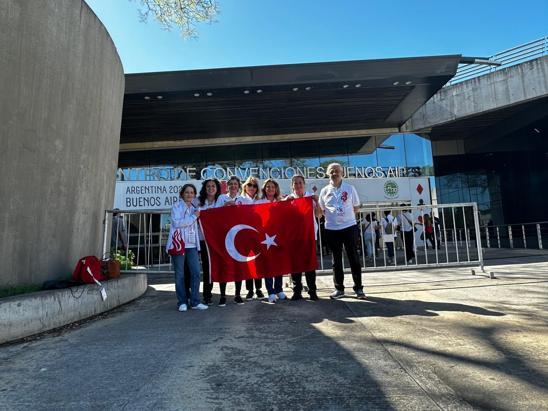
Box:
[364,233,374,257]
[172,248,201,307]
[265,276,283,295]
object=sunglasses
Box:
[247,184,258,188]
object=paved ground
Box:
[1,254,547,410]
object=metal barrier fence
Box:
[447,36,548,86]
[102,202,485,275]
[479,221,547,250]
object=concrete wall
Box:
[403,56,548,131]
[0,1,125,286]
[0,274,147,344]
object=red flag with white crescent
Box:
[200,197,317,282]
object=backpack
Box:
[72,256,107,284]
[384,218,394,235]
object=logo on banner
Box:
[383,180,399,198]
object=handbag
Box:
[168,229,185,256]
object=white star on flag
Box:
[261,233,278,250]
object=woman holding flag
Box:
[197,178,225,306]
[285,175,322,300]
[167,184,208,312]
[256,178,287,303]
[219,176,247,304]
[241,176,265,300]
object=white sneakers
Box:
[179,303,208,311]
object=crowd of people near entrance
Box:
[165,162,434,312]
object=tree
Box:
[133,0,219,38]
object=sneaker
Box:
[191,303,208,310]
[291,292,303,301]
[356,290,367,300]
[308,291,319,301]
[204,298,213,306]
[234,295,244,305]
[277,291,287,300]
[245,291,254,301]
[178,304,188,312]
[268,294,277,303]
[330,290,345,299]
[256,289,265,299]
[218,297,227,307]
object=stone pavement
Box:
[1,255,547,410]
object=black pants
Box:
[403,230,415,261]
[200,241,213,300]
[217,282,242,297]
[245,278,262,292]
[325,225,362,292]
[291,271,316,294]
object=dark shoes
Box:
[218,296,226,307]
[308,291,319,301]
[245,291,254,301]
[234,295,244,305]
[291,292,303,301]
[204,298,213,306]
[256,289,265,299]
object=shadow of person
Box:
[342,296,506,318]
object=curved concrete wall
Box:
[0,1,125,286]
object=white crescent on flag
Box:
[225,224,261,262]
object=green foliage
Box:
[111,249,136,269]
[0,285,41,299]
[133,0,220,38]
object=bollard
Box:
[496,226,501,248]
[508,226,514,248]
[537,224,543,249]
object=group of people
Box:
[167,162,367,312]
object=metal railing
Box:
[447,37,548,86]
[102,202,485,275]
[480,221,547,250]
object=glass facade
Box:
[117,133,434,181]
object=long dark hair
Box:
[198,178,221,206]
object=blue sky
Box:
[86,0,548,73]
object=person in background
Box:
[397,204,416,264]
[362,213,377,261]
[219,176,248,304]
[241,176,265,300]
[167,184,208,312]
[285,175,322,301]
[381,210,397,265]
[111,209,128,252]
[197,178,224,306]
[318,163,365,300]
[256,178,286,303]
[423,214,437,249]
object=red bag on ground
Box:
[72,256,107,284]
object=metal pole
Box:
[432,206,439,265]
[452,207,460,263]
[125,214,131,270]
[509,226,514,248]
[421,207,427,265]
[522,225,527,249]
[473,203,484,272]
[359,211,366,270]
[462,207,471,262]
[441,207,449,264]
[537,224,543,249]
[102,210,110,259]
[318,217,324,271]
[485,226,490,248]
[137,214,142,266]
[496,226,501,248]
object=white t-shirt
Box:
[319,181,360,230]
[218,193,253,206]
[255,197,278,204]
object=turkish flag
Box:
[200,197,317,282]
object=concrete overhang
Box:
[402,56,548,142]
[120,55,461,152]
